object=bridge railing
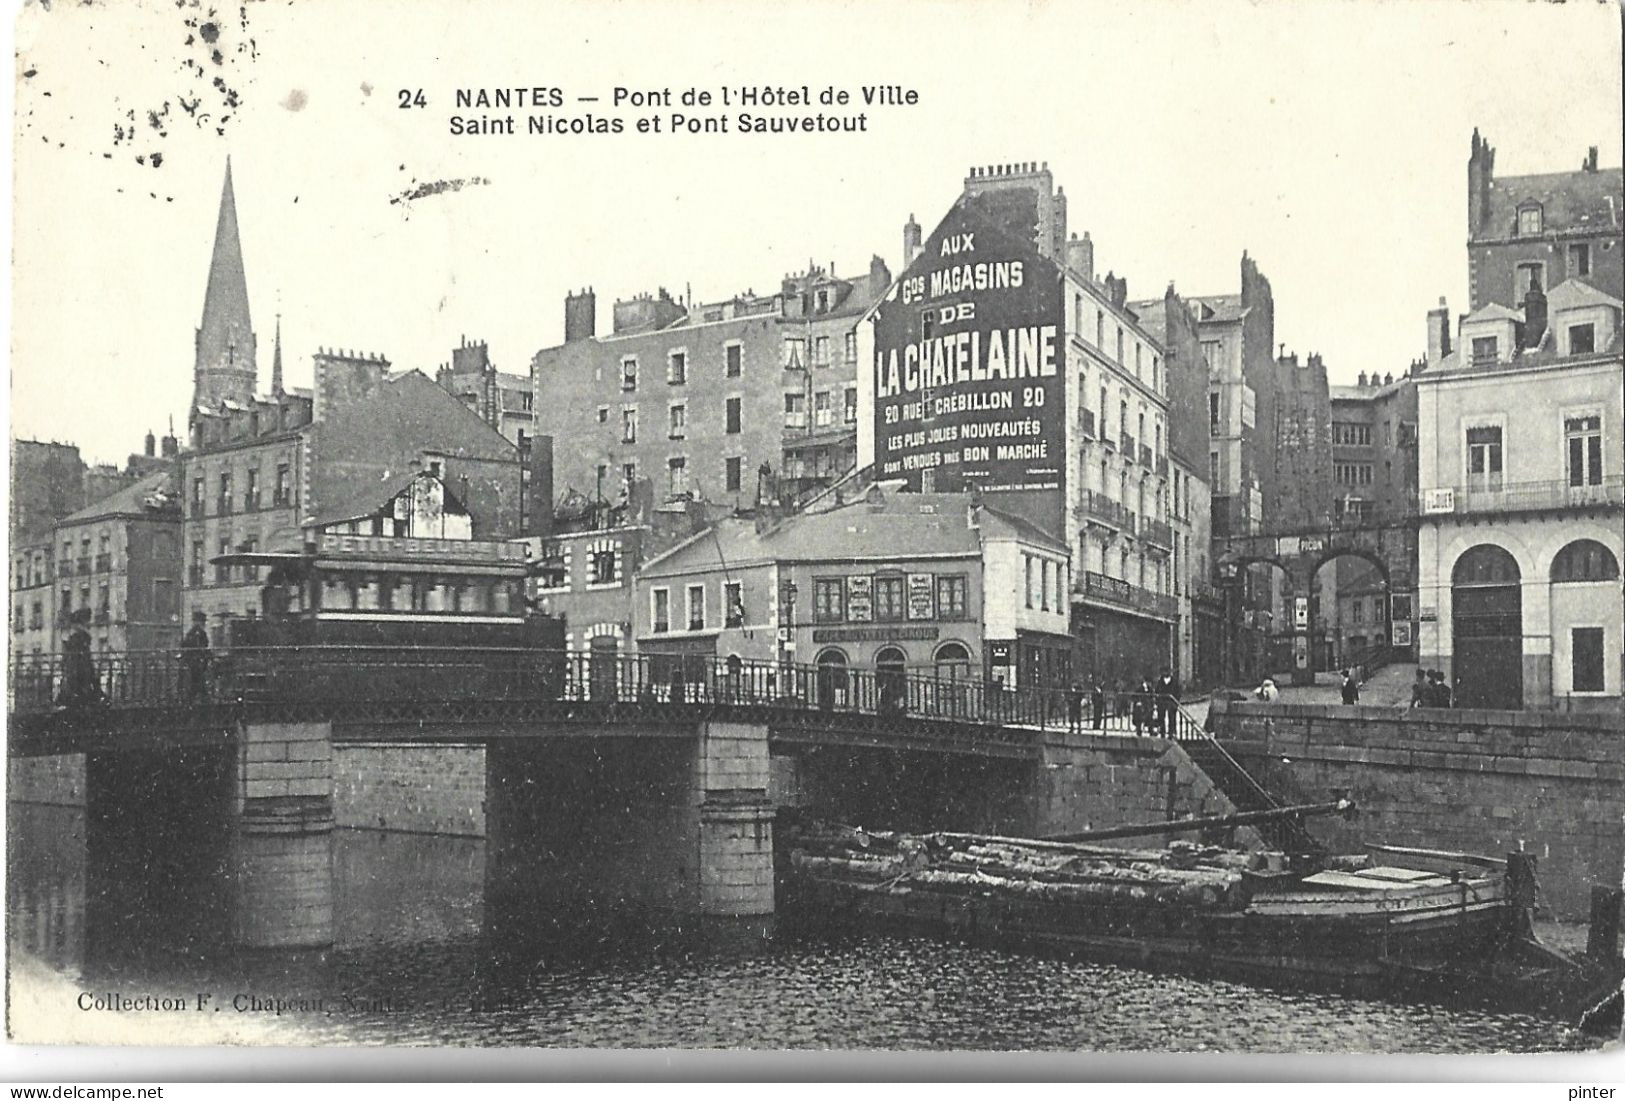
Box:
[10,645,1208,746]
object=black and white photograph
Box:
[4,0,1624,1075]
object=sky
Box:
[8,0,1623,466]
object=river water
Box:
[6,803,1604,1052]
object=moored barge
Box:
[780,811,1624,1027]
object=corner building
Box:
[861,163,1185,689]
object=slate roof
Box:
[1546,277,1623,313]
[1462,302,1524,325]
[1481,166,1623,241]
[1187,295,1246,324]
[57,471,175,525]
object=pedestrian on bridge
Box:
[1131,676,1153,735]
[181,611,212,701]
[1067,681,1085,733]
[1091,679,1106,730]
[56,609,103,710]
[1427,670,1453,708]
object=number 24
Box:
[398,89,426,109]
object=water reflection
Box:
[5,809,1602,1052]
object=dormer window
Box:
[1517,204,1542,237]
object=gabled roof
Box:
[57,471,176,526]
[1546,277,1624,313]
[1186,295,1247,324]
[1462,302,1524,325]
[978,504,1068,552]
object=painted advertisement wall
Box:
[869,201,1065,534]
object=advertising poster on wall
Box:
[845,575,874,623]
[869,199,1065,533]
[906,572,936,620]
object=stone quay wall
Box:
[1211,700,1623,920]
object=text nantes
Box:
[876,323,1058,398]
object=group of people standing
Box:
[1065,669,1182,736]
[1410,667,1454,708]
[52,610,214,710]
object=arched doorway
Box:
[1452,544,1522,709]
[1550,539,1620,699]
[815,648,848,710]
[875,646,907,715]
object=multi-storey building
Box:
[10,538,56,660]
[1468,131,1622,312]
[48,472,183,654]
[523,481,720,663]
[862,163,1180,689]
[1416,277,1623,710]
[436,336,536,446]
[634,486,1070,690]
[530,258,890,517]
[1128,287,1217,689]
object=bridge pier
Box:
[230,722,335,948]
[483,722,775,923]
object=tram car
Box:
[216,529,565,705]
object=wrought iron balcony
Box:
[94,554,112,572]
[75,558,91,576]
[1421,475,1624,519]
[1075,570,1178,620]
[1078,490,1130,529]
[1140,518,1174,550]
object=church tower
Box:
[192,158,257,418]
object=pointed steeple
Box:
[193,157,257,415]
[271,311,284,396]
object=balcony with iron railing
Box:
[1075,570,1179,621]
[1139,444,1153,468]
[1079,408,1096,439]
[94,554,112,573]
[1190,578,1223,607]
[1078,490,1130,529]
[75,557,91,576]
[1140,518,1173,550]
[1422,475,1624,519]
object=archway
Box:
[815,648,849,710]
[1310,551,1392,683]
[1550,539,1620,699]
[875,646,907,715]
[934,642,973,717]
[1451,544,1522,709]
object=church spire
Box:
[193,157,257,415]
[271,311,284,396]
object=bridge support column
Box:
[695,722,774,917]
[231,722,334,948]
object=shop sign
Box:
[907,573,935,620]
[846,575,873,622]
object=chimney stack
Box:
[565,287,597,342]
[1066,231,1094,284]
[1357,370,1368,387]
[903,214,923,268]
[1522,283,1547,350]
[1584,146,1599,173]
[1426,296,1451,369]
[144,430,156,457]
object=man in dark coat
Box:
[1067,681,1085,733]
[1428,670,1453,708]
[57,610,102,709]
[1091,679,1106,729]
[1155,668,1180,735]
[180,611,212,701]
[1340,668,1361,705]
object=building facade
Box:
[633,488,1070,691]
[531,259,889,519]
[49,472,183,654]
[1416,279,1623,710]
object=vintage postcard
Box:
[5,0,1623,1068]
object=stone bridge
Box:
[8,646,1301,951]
